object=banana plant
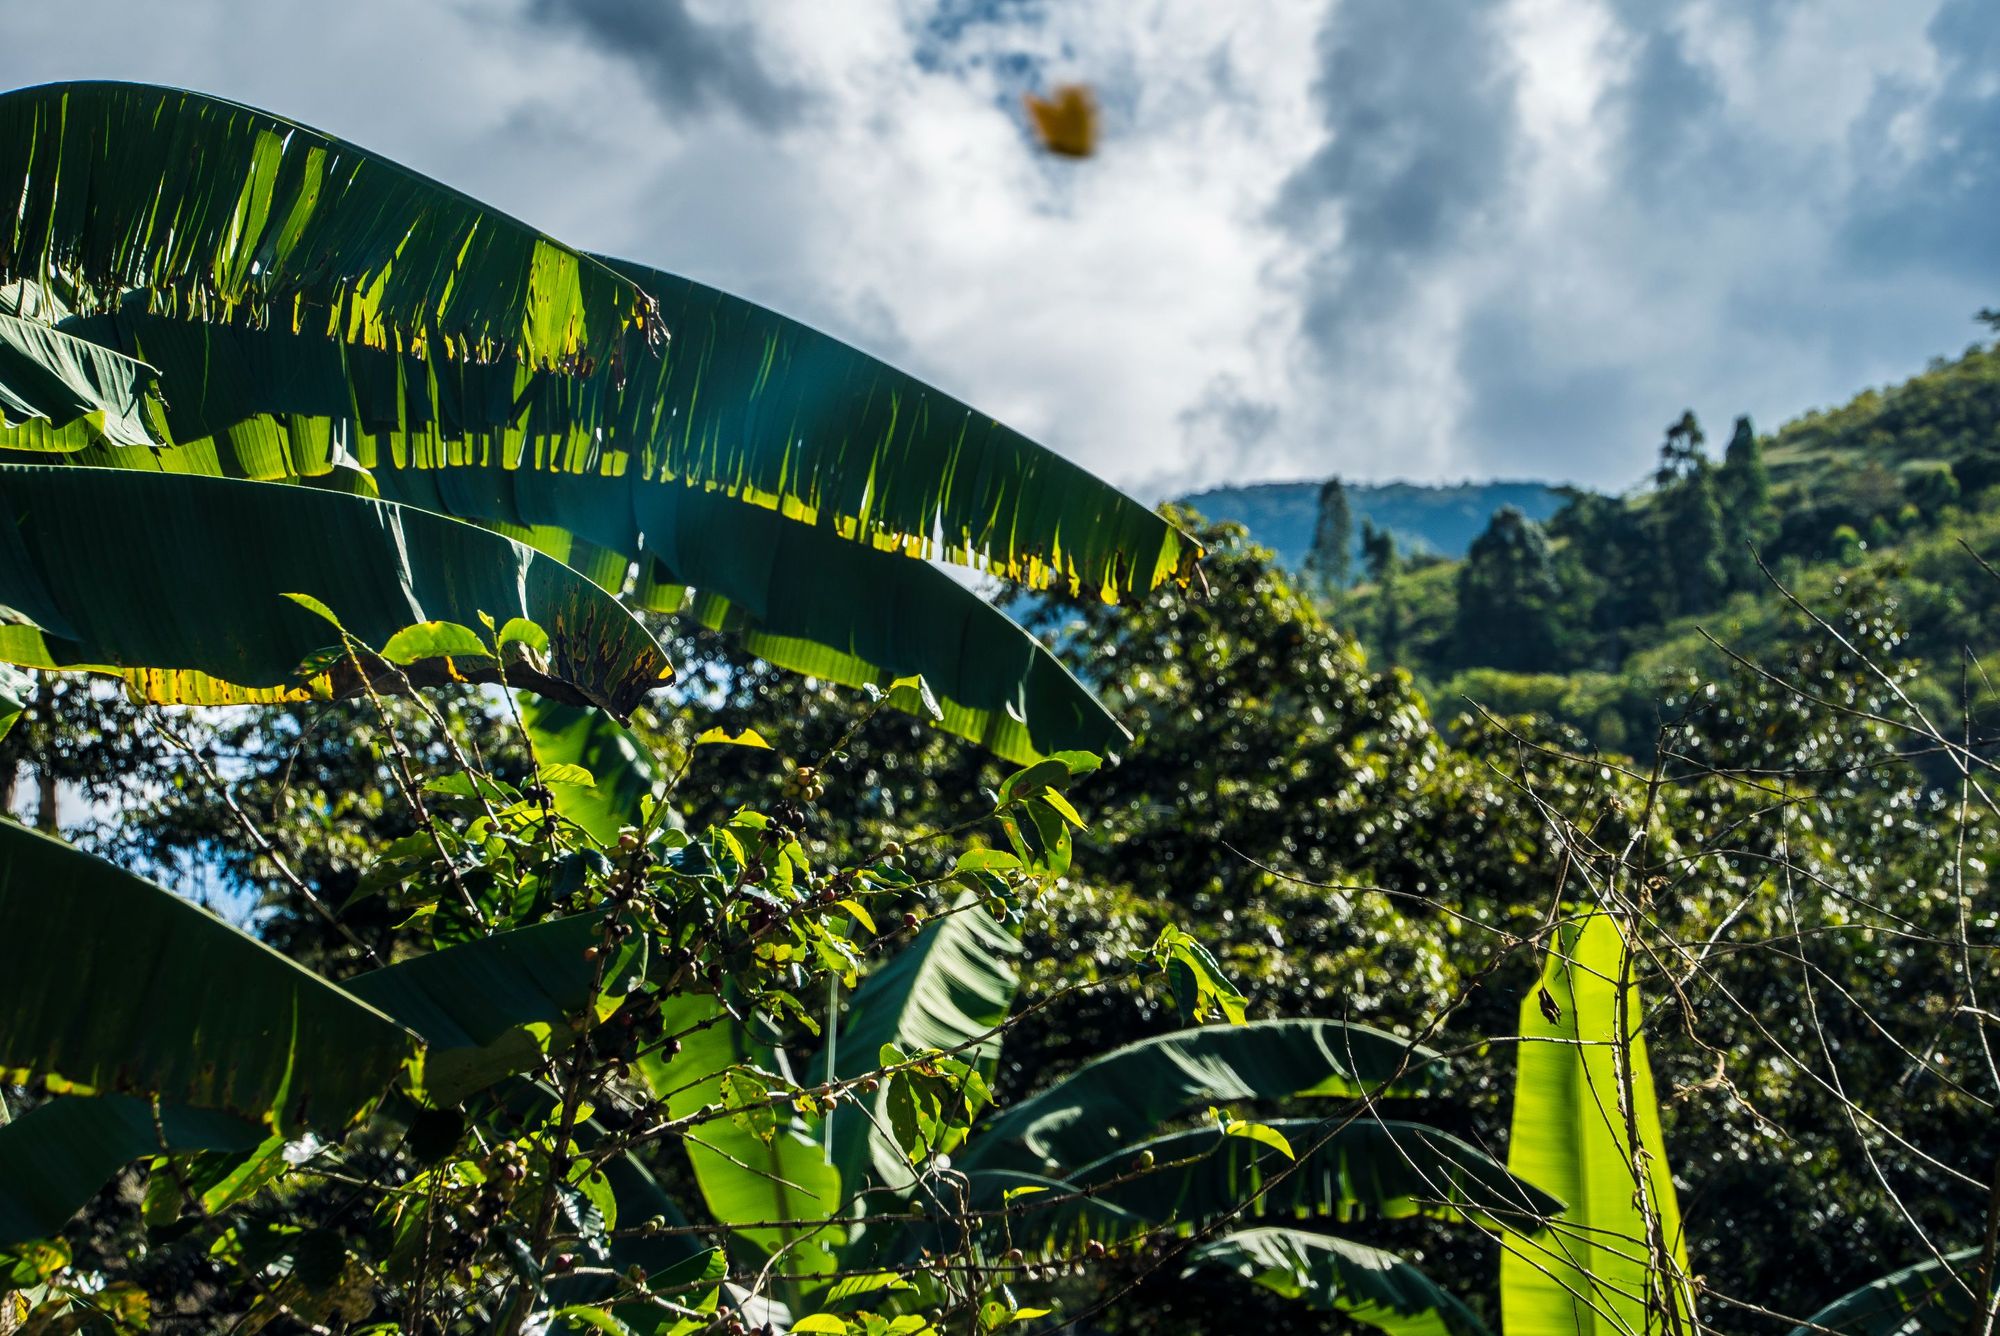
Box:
[0,821,649,1243]
[1500,910,1696,1336]
[0,80,1196,764]
[514,710,1552,1334]
[651,916,1553,1335]
[1785,1248,1981,1334]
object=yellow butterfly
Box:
[1024,84,1098,158]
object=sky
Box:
[6,0,1998,500]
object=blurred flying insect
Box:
[1025,83,1098,158]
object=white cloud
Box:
[3,0,1994,500]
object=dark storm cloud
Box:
[1264,0,2000,486]
[1275,0,1521,361]
[1843,0,2000,285]
[526,0,804,129]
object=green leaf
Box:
[0,821,418,1133]
[0,663,30,742]
[1187,1228,1492,1336]
[0,908,647,1245]
[591,257,1195,601]
[953,849,1022,875]
[344,912,647,1106]
[958,1020,1449,1179]
[521,697,661,845]
[1784,1248,1980,1335]
[0,1095,265,1244]
[814,903,1021,1194]
[1214,1109,1296,1160]
[792,1317,850,1335]
[0,82,656,368]
[548,1306,632,1335]
[693,727,772,750]
[539,762,596,788]
[886,675,943,723]
[1155,928,1247,1025]
[0,465,674,718]
[638,994,841,1275]
[0,301,161,449]
[1064,1118,1561,1234]
[825,1273,917,1304]
[1045,749,1103,777]
[0,84,1192,600]
[997,758,1072,805]
[1499,912,1695,1336]
[378,620,492,666]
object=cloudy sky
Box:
[7,1,1997,498]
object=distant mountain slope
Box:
[1176,479,1565,569]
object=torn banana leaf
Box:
[0,81,657,370]
[0,821,419,1135]
[0,464,673,717]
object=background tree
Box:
[1454,506,1563,670]
[1360,519,1403,663]
[1718,413,1774,589]
[1301,475,1353,598]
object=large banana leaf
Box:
[0,1095,265,1244]
[32,425,1126,761]
[0,464,672,716]
[592,257,1195,602]
[1500,912,1695,1336]
[0,913,645,1246]
[957,1020,1450,1179]
[344,911,647,1106]
[815,905,1021,1195]
[1186,1227,1492,1336]
[640,993,842,1275]
[0,80,1194,757]
[357,460,1130,761]
[11,252,1192,603]
[0,821,418,1134]
[1785,1248,1981,1335]
[519,696,661,846]
[0,82,656,369]
[898,1120,1558,1263]
[0,299,158,449]
[1065,1118,1561,1233]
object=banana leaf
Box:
[814,905,1021,1195]
[0,820,418,1134]
[0,305,159,449]
[0,913,645,1247]
[1500,912,1695,1336]
[1786,1248,1981,1335]
[0,1095,265,1244]
[895,1119,1557,1264]
[592,257,1195,602]
[14,258,1193,604]
[0,464,673,717]
[0,82,656,370]
[27,427,1126,761]
[344,911,647,1107]
[1186,1227,1491,1336]
[957,1020,1450,1179]
[1065,1117,1561,1234]
[639,993,842,1275]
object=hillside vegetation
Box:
[1318,336,2000,752]
[1179,477,1563,569]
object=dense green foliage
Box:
[4,73,2000,1336]
[1331,339,2000,754]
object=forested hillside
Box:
[1179,478,1563,571]
[1315,335,2000,752]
